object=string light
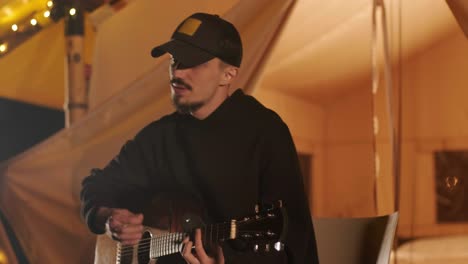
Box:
[1,1,58,56]
[69,8,76,16]
[0,43,8,53]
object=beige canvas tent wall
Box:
[0,0,467,263]
[254,0,468,237]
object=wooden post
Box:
[64,5,87,127]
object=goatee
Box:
[172,96,204,114]
[169,78,203,114]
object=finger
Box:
[193,229,209,260]
[127,213,144,225]
[112,210,143,224]
[182,241,199,264]
[120,223,144,234]
[110,209,133,220]
[119,221,144,243]
[182,240,191,255]
[217,245,225,264]
[119,231,143,242]
[110,213,143,232]
[106,212,128,241]
[110,209,135,222]
[107,211,126,226]
[106,215,124,234]
[118,225,143,245]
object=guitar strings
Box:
[117,212,279,259]
[118,230,279,259]
[118,228,261,254]
[117,222,231,258]
[119,221,231,246]
[118,219,262,252]
[117,218,276,258]
[119,234,184,251]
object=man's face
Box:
[169,56,226,114]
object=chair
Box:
[312,212,399,264]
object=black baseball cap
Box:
[151,13,242,68]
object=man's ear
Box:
[220,66,239,86]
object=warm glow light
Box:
[30,18,38,26]
[3,7,13,16]
[47,0,53,8]
[0,43,8,53]
[374,153,380,178]
[0,250,8,262]
[12,24,18,31]
[44,10,50,18]
[373,116,379,135]
[69,8,76,16]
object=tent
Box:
[0,0,467,263]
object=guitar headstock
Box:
[232,200,288,253]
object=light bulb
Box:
[0,43,8,53]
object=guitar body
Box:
[94,227,165,264]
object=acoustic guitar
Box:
[94,201,287,264]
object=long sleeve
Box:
[80,126,157,234]
[258,116,319,264]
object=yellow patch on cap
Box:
[177,18,202,36]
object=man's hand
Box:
[97,207,144,246]
[181,229,225,264]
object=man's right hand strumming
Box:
[95,207,144,246]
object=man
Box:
[81,13,319,264]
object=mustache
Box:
[170,78,192,91]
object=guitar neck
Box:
[199,221,233,248]
[150,222,232,258]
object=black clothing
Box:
[80,89,319,263]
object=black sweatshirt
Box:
[80,89,319,263]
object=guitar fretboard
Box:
[150,222,232,258]
[150,232,185,258]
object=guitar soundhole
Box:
[138,231,152,264]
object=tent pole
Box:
[64,4,87,127]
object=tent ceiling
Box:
[260,0,461,103]
[0,0,462,107]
